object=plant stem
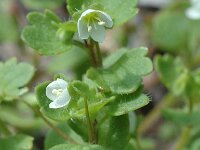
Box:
[94,41,102,67]
[22,100,79,144]
[175,99,193,150]
[135,133,142,150]
[83,98,96,144]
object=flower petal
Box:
[90,23,106,43]
[98,11,113,28]
[46,78,68,101]
[80,9,96,17]
[186,7,200,20]
[78,18,89,39]
[49,89,70,109]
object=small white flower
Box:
[46,78,71,109]
[77,9,113,43]
[186,0,200,20]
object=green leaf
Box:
[95,0,138,26]
[36,81,114,121]
[0,134,33,150]
[99,115,129,150]
[152,10,189,52]
[0,13,18,42]
[0,58,34,101]
[87,47,153,94]
[163,109,200,126]
[20,0,65,9]
[45,123,84,150]
[49,143,104,150]
[108,90,149,116]
[154,55,187,95]
[22,10,73,55]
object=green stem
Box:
[135,133,142,150]
[83,98,96,144]
[22,100,79,144]
[138,94,176,135]
[175,99,193,150]
[94,41,102,67]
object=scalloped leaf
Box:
[22,10,74,55]
[0,58,35,101]
[87,47,153,94]
[108,90,149,116]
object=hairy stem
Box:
[94,41,102,67]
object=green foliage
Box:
[20,0,65,9]
[22,10,75,55]
[87,47,153,94]
[163,109,200,126]
[0,58,34,101]
[98,115,129,150]
[107,89,149,116]
[67,0,138,26]
[49,143,104,150]
[45,123,84,149]
[36,81,114,121]
[0,134,33,150]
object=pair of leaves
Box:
[87,47,153,94]
[22,10,76,55]
[0,58,34,101]
[36,81,114,121]
[0,134,33,150]
[67,0,138,26]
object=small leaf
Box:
[108,90,149,116]
[0,134,33,150]
[163,109,200,126]
[0,58,34,101]
[49,143,104,150]
[87,47,153,94]
[99,115,129,150]
[45,123,84,150]
[154,55,187,95]
[22,10,73,55]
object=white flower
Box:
[46,78,71,109]
[77,9,113,43]
[186,0,200,20]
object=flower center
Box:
[86,16,105,32]
[52,88,63,96]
